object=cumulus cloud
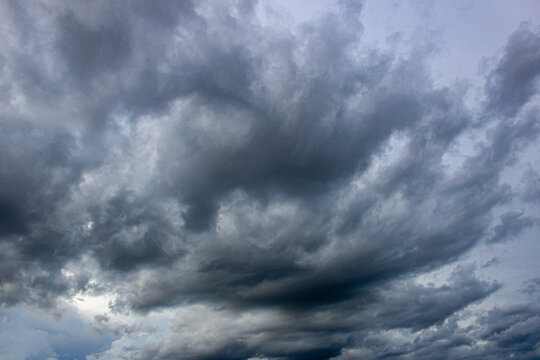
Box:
[0,1,539,359]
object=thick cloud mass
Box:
[1,1,539,359]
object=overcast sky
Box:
[1,1,540,359]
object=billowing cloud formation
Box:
[0,1,539,359]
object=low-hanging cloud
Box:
[1,1,539,359]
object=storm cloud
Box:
[0,1,539,359]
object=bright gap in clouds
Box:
[0,1,540,359]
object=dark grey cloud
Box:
[337,303,540,360]
[365,266,500,331]
[485,23,540,117]
[57,11,131,82]
[488,210,537,244]
[0,1,539,359]
[521,277,540,296]
[121,267,498,360]
[87,189,182,272]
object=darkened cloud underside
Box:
[0,1,539,359]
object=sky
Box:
[0,1,540,359]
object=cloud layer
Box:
[0,1,539,359]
